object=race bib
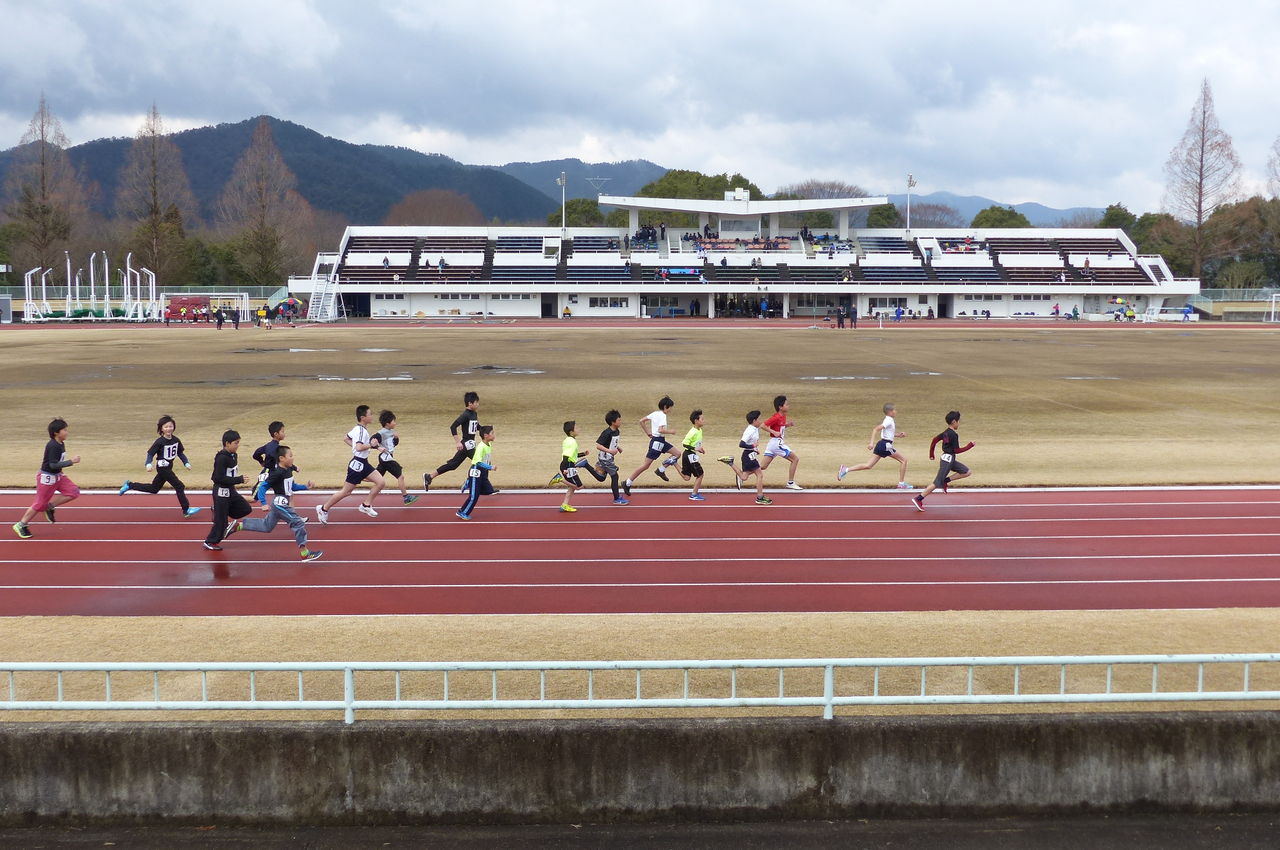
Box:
[747,451,758,462]
[380,450,393,463]
[38,472,57,486]
[215,486,230,498]
[941,453,954,463]
[685,450,698,464]
[650,438,666,452]
[257,471,269,484]
[347,458,365,473]
[157,458,171,468]
[463,439,476,451]
[884,441,894,450]
[273,494,289,508]
[468,466,481,478]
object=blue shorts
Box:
[873,439,897,458]
[344,456,376,485]
[645,437,673,460]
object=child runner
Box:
[119,414,201,517]
[758,395,802,490]
[13,418,81,539]
[203,429,252,551]
[556,421,592,513]
[315,405,385,524]
[681,409,708,500]
[913,411,975,512]
[376,409,418,505]
[718,409,772,505]
[456,425,496,520]
[251,420,286,508]
[595,409,628,505]
[622,396,685,495]
[838,402,911,489]
[423,391,480,492]
[234,444,323,560]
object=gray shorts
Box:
[933,458,969,488]
[597,456,619,475]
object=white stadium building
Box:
[290,192,1198,322]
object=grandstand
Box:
[290,195,1198,320]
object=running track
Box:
[1,488,1277,616]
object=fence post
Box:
[344,667,355,725]
[823,665,834,719]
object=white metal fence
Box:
[4,655,1279,724]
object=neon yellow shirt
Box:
[683,426,704,450]
[471,441,492,465]
[562,435,579,462]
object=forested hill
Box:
[1,116,561,224]
[495,159,668,203]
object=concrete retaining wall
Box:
[2,713,1280,825]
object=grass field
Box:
[1,321,1277,489]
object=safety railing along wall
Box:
[4,655,1280,724]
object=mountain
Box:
[883,191,1105,227]
[0,116,560,225]
[496,158,668,203]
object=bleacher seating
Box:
[1084,267,1153,284]
[344,235,418,253]
[490,265,557,281]
[985,236,1058,254]
[714,265,781,282]
[932,267,1003,283]
[787,267,851,282]
[860,266,929,282]
[572,236,621,253]
[566,265,631,281]
[1056,237,1127,255]
[494,236,543,253]
[858,236,913,254]
[421,236,487,253]
[1004,267,1070,283]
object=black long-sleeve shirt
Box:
[40,440,73,474]
[210,449,245,490]
[145,435,189,469]
[449,409,479,439]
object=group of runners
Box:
[11,392,977,557]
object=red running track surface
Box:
[1,488,1278,616]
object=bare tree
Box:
[907,202,965,228]
[1163,78,1241,278]
[115,104,200,284]
[216,117,314,287]
[775,179,869,199]
[2,95,88,275]
[1054,210,1102,228]
[383,189,484,225]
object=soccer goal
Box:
[1269,293,1280,322]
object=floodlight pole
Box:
[557,172,567,241]
[906,173,916,232]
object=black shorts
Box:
[933,457,970,488]
[644,436,673,460]
[377,459,404,479]
[873,439,897,458]
[559,458,582,485]
[681,448,704,478]
[740,449,760,472]
[344,457,376,485]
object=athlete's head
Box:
[464,391,480,408]
[946,410,961,426]
[773,395,787,412]
[268,420,285,439]
[379,410,396,428]
[156,415,176,435]
[355,404,370,422]
[221,429,241,448]
[658,396,674,411]
[563,420,576,436]
[884,403,896,415]
[277,445,294,467]
[48,418,68,439]
[689,409,703,425]
[746,410,761,424]
[479,424,494,442]
[605,409,621,427]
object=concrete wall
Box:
[2,713,1280,825]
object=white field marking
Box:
[4,485,1277,496]
[4,574,1280,592]
[1,552,1276,567]
[18,532,1280,545]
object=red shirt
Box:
[763,412,788,439]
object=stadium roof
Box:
[597,193,888,215]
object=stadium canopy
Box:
[598,189,889,239]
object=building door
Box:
[540,294,556,318]
[936,295,951,319]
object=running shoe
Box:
[661,456,678,467]
[13,522,32,539]
[717,456,734,466]
[118,480,131,496]
[613,498,630,506]
[547,472,565,487]
[315,505,329,525]
[357,503,379,517]
[455,511,471,521]
[403,494,419,505]
[422,472,433,492]
[897,482,913,489]
[224,519,240,538]
[300,549,324,562]
[202,542,222,551]
[45,507,56,523]
[688,493,706,501]
[559,504,577,513]
[184,507,202,518]
[623,479,632,496]
[785,482,804,491]
[912,494,925,512]
[654,468,670,482]
[941,479,950,494]
[490,488,501,495]
[755,496,773,506]
[837,465,849,481]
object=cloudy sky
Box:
[2,0,1277,213]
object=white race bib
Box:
[38,472,57,486]
[941,452,954,463]
[215,486,230,498]
[650,438,666,452]
[469,466,481,478]
[347,458,365,473]
[273,494,289,508]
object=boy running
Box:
[913,411,975,512]
[316,405,385,524]
[758,395,802,490]
[376,409,418,505]
[203,429,252,551]
[13,418,81,539]
[251,420,287,508]
[234,444,323,560]
[556,421,592,513]
[423,391,480,492]
[718,410,772,505]
[456,425,496,520]
[681,410,708,500]
[838,402,911,489]
[595,410,628,505]
[119,415,201,517]
[622,396,686,495]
